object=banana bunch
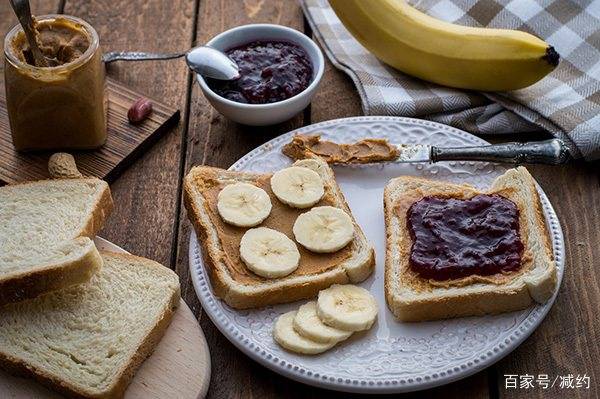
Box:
[329,0,559,91]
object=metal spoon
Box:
[8,0,54,67]
[103,46,240,80]
[185,46,239,80]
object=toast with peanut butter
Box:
[384,167,556,322]
[184,157,375,309]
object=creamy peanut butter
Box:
[202,175,353,284]
[12,17,90,66]
[282,135,400,164]
[4,15,106,151]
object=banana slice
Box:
[293,206,354,253]
[293,301,353,344]
[239,227,300,278]
[217,182,272,227]
[317,284,378,331]
[274,311,336,354]
[270,166,325,208]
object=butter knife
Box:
[396,138,572,165]
[284,136,574,165]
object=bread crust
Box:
[0,178,113,305]
[0,251,180,399]
[0,239,102,305]
[384,168,557,322]
[184,158,375,309]
[99,252,180,399]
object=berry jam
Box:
[407,194,524,281]
[206,40,313,104]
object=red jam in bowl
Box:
[206,40,313,104]
[407,194,524,281]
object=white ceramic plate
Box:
[188,116,564,393]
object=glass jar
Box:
[4,14,107,151]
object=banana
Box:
[293,301,353,344]
[270,166,325,208]
[317,284,378,331]
[274,311,337,355]
[293,206,354,253]
[329,0,559,91]
[239,227,300,278]
[217,182,272,227]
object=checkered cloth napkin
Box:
[301,0,600,160]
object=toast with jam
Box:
[384,167,557,322]
[184,157,375,309]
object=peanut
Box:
[127,97,153,124]
[48,153,83,179]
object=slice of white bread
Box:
[384,167,557,322]
[184,157,375,309]
[0,178,113,304]
[0,251,181,399]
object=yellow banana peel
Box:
[329,0,559,91]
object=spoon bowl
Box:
[185,46,239,81]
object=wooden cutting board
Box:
[0,238,211,399]
[0,78,180,185]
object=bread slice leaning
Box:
[0,178,113,304]
[184,157,375,309]
[0,251,181,399]
[384,167,557,322]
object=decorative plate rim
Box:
[188,116,565,393]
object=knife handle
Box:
[431,139,572,165]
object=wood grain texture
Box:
[0,79,179,184]
[128,299,211,399]
[309,54,362,123]
[496,162,600,399]
[173,0,310,397]
[62,0,194,266]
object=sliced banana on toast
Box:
[293,206,354,253]
[240,227,300,278]
[217,182,272,227]
[317,284,378,331]
[274,311,336,355]
[270,166,325,208]
[293,301,353,344]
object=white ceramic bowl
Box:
[196,24,325,126]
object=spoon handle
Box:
[9,0,48,67]
[103,51,187,63]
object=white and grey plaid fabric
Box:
[301,0,600,160]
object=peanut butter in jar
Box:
[3,15,106,151]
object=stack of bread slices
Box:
[0,166,180,398]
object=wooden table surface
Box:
[2,1,599,398]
